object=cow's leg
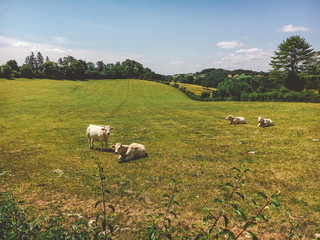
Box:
[90,139,94,149]
[88,137,93,149]
[105,140,108,150]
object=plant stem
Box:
[160,181,177,231]
[208,173,244,234]
[98,163,108,239]
[234,198,272,239]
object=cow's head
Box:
[113,143,123,154]
[102,126,114,135]
[257,116,264,123]
[226,115,234,120]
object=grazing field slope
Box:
[0,78,319,238]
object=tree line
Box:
[0,53,170,82]
[173,36,320,102]
[1,35,319,102]
[174,36,319,93]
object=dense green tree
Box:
[58,58,63,66]
[203,69,228,87]
[86,62,96,71]
[0,64,12,78]
[20,64,33,78]
[270,35,314,91]
[36,52,44,70]
[121,59,144,78]
[96,61,105,72]
[42,61,61,79]
[217,76,253,100]
[303,51,320,89]
[6,60,19,71]
[25,52,36,70]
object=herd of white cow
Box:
[86,124,147,162]
[87,115,274,162]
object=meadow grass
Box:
[171,81,216,95]
[0,78,319,238]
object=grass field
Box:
[0,78,319,239]
[171,81,216,95]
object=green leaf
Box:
[247,231,258,240]
[271,191,281,198]
[252,199,260,208]
[258,192,268,200]
[203,215,214,222]
[230,203,238,210]
[218,229,235,239]
[96,212,102,222]
[244,221,257,229]
[95,200,101,208]
[281,220,287,224]
[163,194,170,199]
[226,182,234,188]
[223,215,228,228]
[271,197,280,207]
[235,209,246,221]
[236,192,245,200]
[231,167,241,173]
[169,211,177,218]
[222,186,230,192]
[108,204,115,212]
[213,198,223,204]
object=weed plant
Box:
[1,165,319,239]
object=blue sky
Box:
[1,0,319,74]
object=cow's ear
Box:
[101,128,105,130]
[110,127,114,130]
[111,145,115,148]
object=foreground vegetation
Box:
[0,78,319,239]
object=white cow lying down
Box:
[87,124,114,150]
[226,115,246,124]
[257,116,274,127]
[113,143,148,162]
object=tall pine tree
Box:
[270,35,314,91]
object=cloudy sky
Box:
[0,0,319,75]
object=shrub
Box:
[201,91,211,98]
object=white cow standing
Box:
[87,124,114,151]
[113,143,148,162]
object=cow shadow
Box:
[92,148,115,153]
[118,154,149,164]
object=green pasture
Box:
[0,78,319,238]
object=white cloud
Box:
[0,35,148,67]
[281,24,309,32]
[213,48,273,71]
[236,48,262,54]
[216,41,244,49]
[12,41,31,47]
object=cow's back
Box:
[130,143,147,157]
[87,125,101,138]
